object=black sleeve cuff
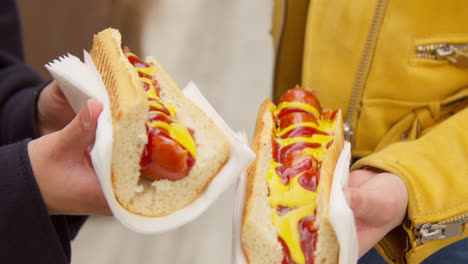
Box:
[0,53,48,144]
[0,139,69,263]
[1,82,48,142]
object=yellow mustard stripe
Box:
[124,52,139,58]
[148,101,164,110]
[267,161,318,209]
[162,101,176,118]
[276,134,333,147]
[136,66,157,76]
[145,84,159,99]
[275,102,321,118]
[146,121,197,158]
[127,51,198,166]
[272,205,315,264]
[276,122,319,137]
[141,77,156,92]
[318,119,336,133]
[125,51,157,78]
[270,102,277,113]
[267,102,337,264]
[148,110,170,117]
[300,147,328,161]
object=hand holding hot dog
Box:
[346,169,408,257]
[28,99,111,216]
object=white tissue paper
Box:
[46,52,255,234]
[329,141,358,264]
[231,142,249,264]
[232,141,358,264]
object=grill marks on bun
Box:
[90,28,230,216]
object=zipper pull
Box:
[417,43,468,68]
[436,44,468,67]
[416,220,468,245]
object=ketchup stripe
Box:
[125,51,196,180]
[269,88,337,264]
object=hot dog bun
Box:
[242,89,343,264]
[90,28,230,216]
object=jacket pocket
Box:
[374,87,468,152]
[411,34,468,68]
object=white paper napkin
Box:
[46,52,255,234]
[329,142,358,264]
[231,133,250,264]
[232,141,358,264]
[46,53,114,232]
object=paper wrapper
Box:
[232,141,358,264]
[329,142,358,264]
[46,52,255,234]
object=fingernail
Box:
[82,102,91,131]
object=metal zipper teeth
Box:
[415,213,468,245]
[416,213,468,230]
[344,0,388,143]
[272,0,288,93]
[416,43,468,59]
[438,213,468,225]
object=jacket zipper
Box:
[416,43,468,68]
[415,214,468,245]
[344,0,388,142]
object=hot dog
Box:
[90,28,230,216]
[242,87,343,264]
[124,48,196,181]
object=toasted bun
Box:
[242,99,343,263]
[242,100,283,264]
[90,28,148,213]
[90,28,230,216]
[315,110,343,264]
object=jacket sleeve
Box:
[0,1,87,263]
[0,140,70,263]
[352,105,468,264]
[0,52,47,144]
[0,47,88,264]
[0,0,46,144]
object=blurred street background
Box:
[17,0,273,263]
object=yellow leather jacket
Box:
[271,0,468,263]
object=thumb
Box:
[56,99,103,152]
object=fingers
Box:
[30,99,109,216]
[48,81,72,110]
[37,81,76,135]
[345,173,408,258]
[49,81,66,103]
[346,174,406,225]
[347,169,378,187]
[56,99,103,152]
[346,187,380,221]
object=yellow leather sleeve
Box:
[352,105,468,264]
[271,0,309,104]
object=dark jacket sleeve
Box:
[0,0,44,143]
[0,140,70,263]
[0,53,46,144]
[0,1,87,263]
